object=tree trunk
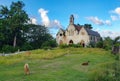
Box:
[13,34,17,48]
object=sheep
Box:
[24,63,30,75]
[82,61,90,66]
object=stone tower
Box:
[69,14,74,25]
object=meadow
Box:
[0,47,116,81]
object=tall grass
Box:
[0,55,24,65]
[88,55,120,81]
[0,47,113,65]
[0,48,68,65]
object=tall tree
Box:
[0,1,29,47]
[25,24,54,49]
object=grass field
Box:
[0,48,115,81]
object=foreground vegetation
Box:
[0,47,119,81]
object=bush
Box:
[21,43,33,51]
[59,44,69,49]
[96,41,103,48]
[89,41,96,48]
[104,46,112,51]
[42,46,52,50]
[69,44,82,48]
[1,45,18,53]
[41,40,57,49]
[59,44,83,48]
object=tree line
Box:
[0,1,57,53]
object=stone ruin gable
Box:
[56,28,66,44]
[78,27,90,45]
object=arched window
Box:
[80,40,85,47]
[69,40,73,44]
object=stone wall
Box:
[112,46,120,54]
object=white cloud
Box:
[50,20,62,28]
[86,16,111,26]
[38,8,62,28]
[86,16,104,25]
[110,7,120,21]
[111,15,119,21]
[30,18,37,24]
[105,20,111,26]
[98,30,120,39]
[38,8,63,37]
[38,8,50,26]
[115,7,120,15]
[27,17,37,24]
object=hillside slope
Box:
[0,48,115,81]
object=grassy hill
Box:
[0,48,116,81]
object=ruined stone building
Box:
[56,15,101,47]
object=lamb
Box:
[24,63,30,75]
[82,61,90,66]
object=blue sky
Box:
[0,0,120,39]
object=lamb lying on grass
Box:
[82,61,90,66]
[24,63,30,75]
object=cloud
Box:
[38,8,63,37]
[110,7,120,21]
[86,16,104,25]
[30,18,37,24]
[86,16,111,26]
[114,7,120,15]
[111,15,119,21]
[38,8,62,28]
[105,20,111,26]
[97,30,120,39]
[27,17,37,24]
[50,19,63,28]
[38,8,50,26]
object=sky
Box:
[0,0,120,39]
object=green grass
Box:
[0,48,115,81]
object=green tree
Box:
[103,37,113,50]
[25,24,54,49]
[0,1,56,52]
[113,36,120,46]
[84,24,93,29]
[0,6,11,49]
[0,1,29,48]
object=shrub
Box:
[69,44,82,48]
[41,40,57,49]
[59,44,69,48]
[1,45,18,53]
[73,44,82,48]
[42,46,52,50]
[21,43,33,51]
[96,41,103,48]
[89,41,96,48]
